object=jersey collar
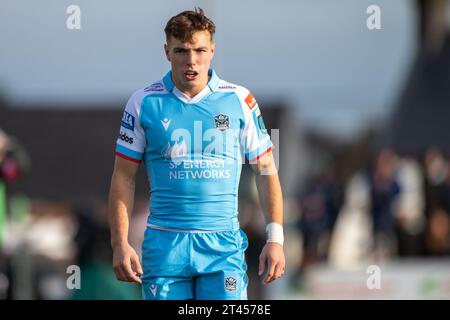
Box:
[163,69,220,93]
[172,85,211,104]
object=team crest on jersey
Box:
[214,114,230,131]
[121,111,135,131]
[225,277,237,291]
[144,82,164,92]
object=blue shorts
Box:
[141,227,249,300]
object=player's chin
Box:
[183,76,199,84]
[182,80,198,88]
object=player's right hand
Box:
[112,243,143,284]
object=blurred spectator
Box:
[423,147,450,255]
[14,200,76,299]
[0,130,9,165]
[394,156,426,256]
[0,128,31,299]
[70,202,141,300]
[0,128,7,297]
[328,170,374,270]
[296,169,341,269]
[329,148,401,269]
[369,148,401,259]
[0,129,31,186]
[0,129,20,185]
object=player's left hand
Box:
[258,242,285,284]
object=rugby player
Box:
[108,8,285,300]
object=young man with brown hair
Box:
[108,8,285,300]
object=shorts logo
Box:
[214,114,230,131]
[225,277,237,291]
[244,92,257,110]
[150,284,157,297]
[121,111,135,131]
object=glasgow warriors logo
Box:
[225,276,237,291]
[214,114,229,131]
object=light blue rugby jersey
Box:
[115,69,273,230]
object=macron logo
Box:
[161,118,171,131]
[150,284,157,297]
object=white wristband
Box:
[266,222,284,246]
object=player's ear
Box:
[164,44,171,61]
[210,41,215,58]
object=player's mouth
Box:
[184,70,198,81]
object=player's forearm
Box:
[108,172,136,249]
[255,172,283,225]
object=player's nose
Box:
[186,50,196,66]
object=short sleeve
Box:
[239,90,273,162]
[114,92,146,163]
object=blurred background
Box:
[1,0,450,299]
